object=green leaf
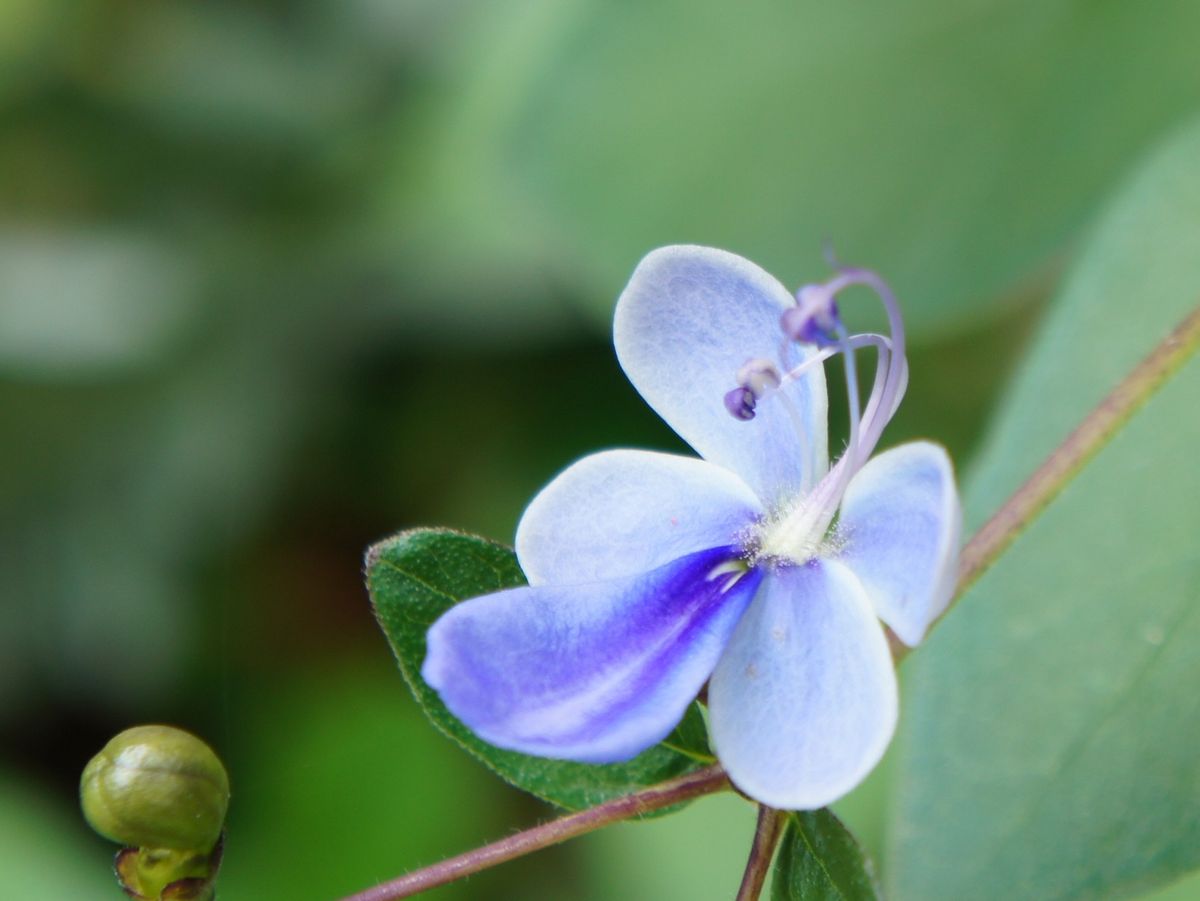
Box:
[660,699,714,763]
[888,118,1200,899]
[366,527,711,811]
[402,0,1200,341]
[772,809,881,901]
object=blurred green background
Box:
[3,2,1200,899]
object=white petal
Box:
[837,441,961,646]
[516,449,762,586]
[614,245,828,505]
[708,559,898,810]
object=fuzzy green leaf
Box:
[367,527,711,811]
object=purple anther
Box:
[781,285,842,348]
[724,386,757,421]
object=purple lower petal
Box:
[423,546,762,763]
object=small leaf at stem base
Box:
[771,809,880,900]
[367,527,711,812]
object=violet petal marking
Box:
[708,559,898,810]
[423,546,762,763]
[836,441,962,646]
[516,449,762,587]
[615,245,829,505]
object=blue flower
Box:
[423,246,961,810]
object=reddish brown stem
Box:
[735,806,788,901]
[337,764,730,901]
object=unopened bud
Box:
[81,725,230,854]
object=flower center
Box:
[726,261,910,567]
[749,470,845,566]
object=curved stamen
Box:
[783,335,892,466]
[856,340,892,468]
[730,334,894,489]
[836,323,862,459]
[743,265,911,566]
[776,333,891,390]
[725,334,891,438]
[792,319,888,527]
[818,321,863,507]
[818,268,908,464]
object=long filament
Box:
[818,269,908,466]
[770,333,891,490]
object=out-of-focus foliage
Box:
[890,119,1200,899]
[394,0,1200,339]
[218,662,526,900]
[0,773,98,898]
[1,1,1198,899]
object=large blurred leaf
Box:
[367,528,711,812]
[402,0,1200,340]
[888,119,1200,898]
[1146,870,1200,901]
[773,810,881,901]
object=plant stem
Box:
[735,806,787,901]
[336,764,730,901]
[898,301,1200,660]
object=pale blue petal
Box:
[708,559,897,810]
[836,441,961,646]
[423,547,762,763]
[516,449,763,586]
[614,245,828,506]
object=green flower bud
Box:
[81,725,230,853]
